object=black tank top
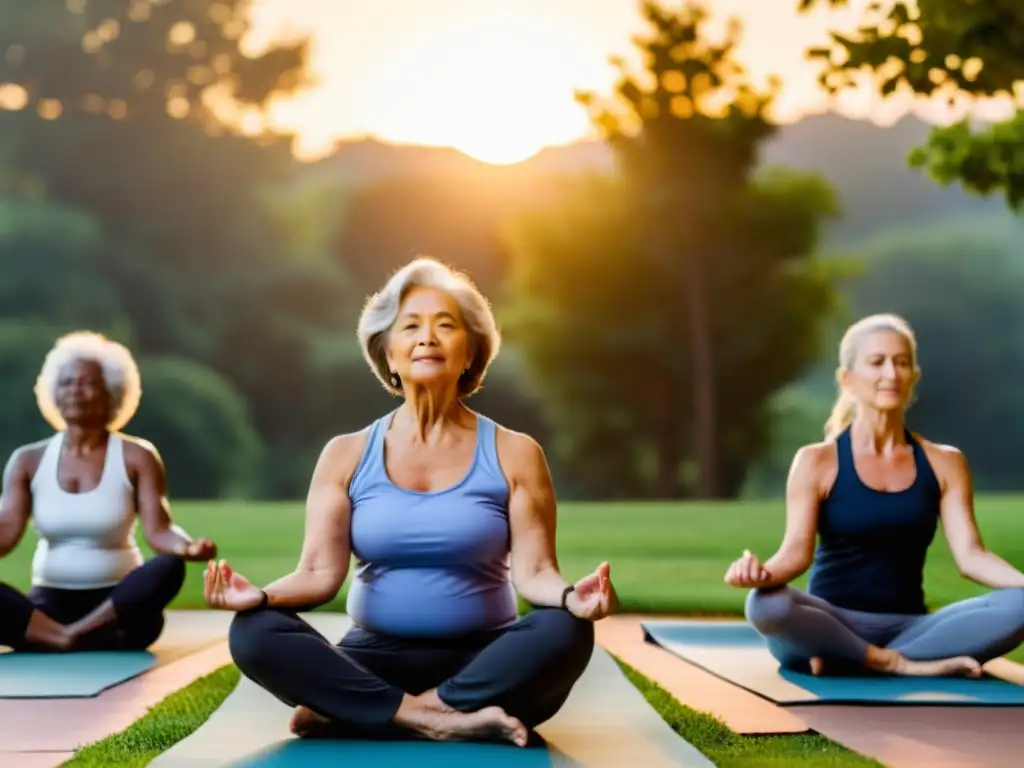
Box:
[807,427,941,615]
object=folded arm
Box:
[760,444,825,587]
[260,432,364,608]
[502,429,574,607]
[936,445,1024,589]
[0,447,34,558]
[132,440,201,558]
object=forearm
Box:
[515,566,572,608]
[961,550,1024,589]
[761,549,811,588]
[145,523,193,558]
[262,567,345,608]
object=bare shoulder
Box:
[120,434,162,466]
[914,434,969,486]
[494,423,547,477]
[315,427,374,485]
[789,440,838,494]
[6,438,51,480]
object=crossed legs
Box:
[229,607,595,745]
[745,586,1024,676]
[0,554,186,651]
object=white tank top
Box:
[30,432,143,589]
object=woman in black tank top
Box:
[723,314,1024,677]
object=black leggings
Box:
[229,607,595,737]
[0,554,186,651]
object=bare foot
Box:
[867,647,981,678]
[25,611,77,652]
[895,655,982,678]
[289,706,332,738]
[395,691,528,747]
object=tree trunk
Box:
[684,253,718,499]
[650,370,684,498]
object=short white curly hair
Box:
[34,331,143,432]
[357,257,501,397]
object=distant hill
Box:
[305,112,1017,248]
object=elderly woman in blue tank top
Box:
[726,313,1024,678]
[0,331,217,652]
[205,257,617,747]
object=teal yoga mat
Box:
[228,738,560,767]
[0,650,157,698]
[642,619,1024,706]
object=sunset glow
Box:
[242,0,1019,165]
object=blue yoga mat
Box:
[227,738,561,767]
[642,619,1024,706]
[0,650,157,698]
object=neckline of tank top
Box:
[842,426,922,496]
[378,409,484,497]
[51,430,117,497]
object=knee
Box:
[745,587,795,634]
[992,587,1024,625]
[150,555,187,592]
[228,608,287,675]
[527,608,595,665]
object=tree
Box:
[503,168,842,500]
[0,0,307,129]
[511,1,841,498]
[845,218,1024,490]
[130,357,263,499]
[799,0,1024,209]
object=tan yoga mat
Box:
[152,612,714,767]
[0,611,233,761]
[794,704,1024,768]
[595,615,810,735]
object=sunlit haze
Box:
[243,0,1018,164]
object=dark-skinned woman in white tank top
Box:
[0,332,218,652]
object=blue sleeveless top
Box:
[345,411,519,638]
[807,428,941,615]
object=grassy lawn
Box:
[4,496,1020,766]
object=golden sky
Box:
[242,0,1015,164]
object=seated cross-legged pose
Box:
[725,313,1024,678]
[205,257,617,747]
[0,331,217,653]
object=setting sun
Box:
[379,9,593,165]
[248,0,614,164]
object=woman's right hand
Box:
[204,559,265,611]
[724,549,772,588]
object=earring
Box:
[390,372,400,388]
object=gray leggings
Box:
[745,586,1024,671]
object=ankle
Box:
[865,645,903,673]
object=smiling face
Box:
[839,329,918,414]
[385,286,472,389]
[55,358,113,428]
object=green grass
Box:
[5,496,1020,619]
[4,496,1022,767]
[60,665,241,767]
[615,658,883,767]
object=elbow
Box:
[954,549,985,581]
[310,567,347,604]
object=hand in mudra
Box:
[567,561,618,621]
[183,537,217,561]
[723,549,771,588]
[204,559,264,612]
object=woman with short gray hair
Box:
[0,331,217,652]
[207,256,618,747]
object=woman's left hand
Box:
[567,561,618,621]
[182,537,217,561]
